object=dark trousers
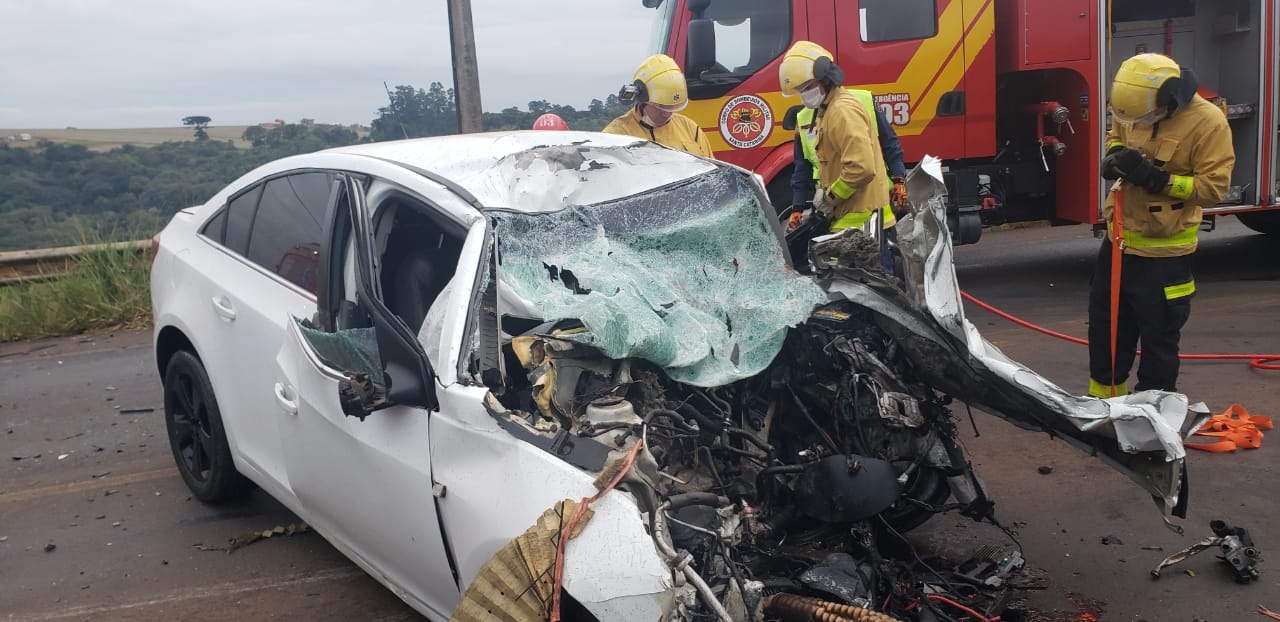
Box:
[1088,240,1194,394]
[882,227,899,275]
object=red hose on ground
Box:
[959,290,1280,371]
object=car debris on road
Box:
[1150,519,1262,583]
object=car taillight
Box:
[149,233,162,265]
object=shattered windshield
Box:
[491,167,828,387]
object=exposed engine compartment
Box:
[483,281,1003,620]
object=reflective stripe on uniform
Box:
[1107,140,1125,151]
[1108,222,1199,249]
[1164,279,1196,300]
[830,178,855,199]
[1088,378,1129,398]
[829,206,896,230]
[1168,175,1194,200]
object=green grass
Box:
[0,240,153,342]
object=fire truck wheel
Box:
[1238,211,1280,236]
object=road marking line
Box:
[0,467,176,505]
[19,567,367,621]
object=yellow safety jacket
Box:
[798,89,895,230]
[602,109,715,159]
[1104,94,1234,258]
[812,89,891,231]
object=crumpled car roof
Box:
[328,131,719,213]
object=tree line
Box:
[0,84,631,251]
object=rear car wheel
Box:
[1238,210,1280,235]
[163,350,253,503]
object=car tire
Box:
[1238,211,1280,236]
[881,465,951,533]
[162,350,254,503]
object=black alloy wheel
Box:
[163,350,253,503]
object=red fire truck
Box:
[642,0,1280,244]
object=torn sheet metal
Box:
[829,156,1208,513]
[492,167,827,387]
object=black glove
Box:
[1101,146,1143,181]
[1101,147,1170,193]
[1100,145,1126,180]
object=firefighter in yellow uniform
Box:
[778,42,890,238]
[604,54,714,159]
[1087,53,1234,398]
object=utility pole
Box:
[447,0,483,133]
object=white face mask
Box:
[800,85,825,109]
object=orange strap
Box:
[1186,403,1273,452]
[1108,184,1125,396]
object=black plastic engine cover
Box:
[795,454,899,523]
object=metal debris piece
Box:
[44,543,56,552]
[194,523,311,553]
[954,545,1026,588]
[1152,536,1218,578]
[91,471,110,479]
[119,407,154,415]
[1037,466,1053,475]
[1101,535,1124,546]
[1150,520,1261,583]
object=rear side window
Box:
[859,0,937,43]
[224,186,262,255]
[200,209,228,244]
[246,173,335,294]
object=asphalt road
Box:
[2,217,1277,621]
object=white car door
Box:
[272,175,458,618]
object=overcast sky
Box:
[0,0,659,129]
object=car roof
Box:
[326,131,721,213]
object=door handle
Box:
[210,296,237,321]
[274,382,298,415]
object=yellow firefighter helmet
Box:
[779,41,840,97]
[1110,53,1182,126]
[630,54,689,112]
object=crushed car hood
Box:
[827,157,1207,515]
[491,167,826,387]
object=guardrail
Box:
[0,240,149,287]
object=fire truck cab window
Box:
[702,0,791,76]
[859,0,938,43]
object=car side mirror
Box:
[338,372,386,421]
[686,18,716,77]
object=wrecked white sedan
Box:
[151,133,1205,621]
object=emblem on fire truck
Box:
[718,94,773,149]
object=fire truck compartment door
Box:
[1023,0,1092,64]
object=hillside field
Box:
[0,126,253,150]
